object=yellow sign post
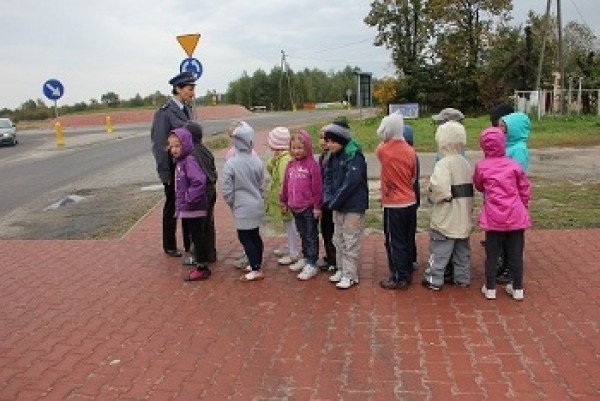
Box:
[176,33,201,57]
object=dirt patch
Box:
[1,184,162,240]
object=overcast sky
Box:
[0,0,596,110]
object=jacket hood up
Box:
[232,121,254,153]
[479,127,506,158]
[501,112,530,148]
[171,127,194,161]
[435,121,466,158]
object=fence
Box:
[514,89,600,119]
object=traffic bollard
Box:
[106,115,113,134]
[54,121,65,146]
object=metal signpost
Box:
[43,78,64,118]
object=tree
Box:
[100,92,120,107]
[373,77,398,114]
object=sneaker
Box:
[233,254,248,269]
[421,279,442,291]
[182,252,196,266]
[481,285,496,300]
[329,270,343,283]
[453,281,470,288]
[504,284,524,301]
[240,270,265,282]
[185,267,211,282]
[288,258,306,272]
[273,246,289,257]
[336,277,358,289]
[297,264,318,280]
[278,254,298,265]
[244,265,252,272]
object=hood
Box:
[435,121,466,157]
[295,129,315,160]
[479,127,506,158]
[403,124,414,146]
[232,121,254,153]
[377,112,405,142]
[502,112,530,147]
[171,127,194,160]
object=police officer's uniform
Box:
[150,71,195,255]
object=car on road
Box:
[0,118,17,146]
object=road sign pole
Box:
[54,100,58,119]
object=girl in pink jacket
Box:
[473,127,531,301]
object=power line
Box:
[567,0,590,29]
[291,38,373,58]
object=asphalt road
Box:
[0,109,369,237]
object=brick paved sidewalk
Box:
[0,125,598,400]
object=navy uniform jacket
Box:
[151,98,192,183]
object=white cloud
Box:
[0,0,596,110]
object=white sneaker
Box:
[336,277,358,289]
[297,264,318,280]
[504,284,524,301]
[240,270,265,282]
[278,254,298,265]
[329,270,343,283]
[289,258,306,272]
[481,285,497,300]
[244,265,252,272]
[273,246,289,257]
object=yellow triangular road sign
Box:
[177,33,201,57]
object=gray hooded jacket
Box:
[221,122,265,230]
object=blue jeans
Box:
[293,207,319,266]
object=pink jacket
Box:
[280,130,323,212]
[473,127,532,231]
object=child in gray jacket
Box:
[222,122,266,281]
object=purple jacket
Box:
[280,130,323,212]
[473,127,531,231]
[171,127,208,218]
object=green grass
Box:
[305,115,600,153]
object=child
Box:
[322,122,369,289]
[222,122,266,282]
[422,121,473,291]
[225,122,258,269]
[495,111,531,284]
[265,127,300,267]
[402,123,420,271]
[474,127,531,300]
[280,130,323,280]
[184,122,218,265]
[375,113,417,290]
[317,124,337,272]
[167,127,211,282]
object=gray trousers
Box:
[332,211,365,282]
[424,230,471,286]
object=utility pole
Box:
[278,50,284,111]
[535,0,552,120]
[557,0,565,114]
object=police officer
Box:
[151,71,196,257]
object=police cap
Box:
[168,71,197,87]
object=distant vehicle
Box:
[0,118,17,146]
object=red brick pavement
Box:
[1,127,599,400]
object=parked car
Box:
[0,118,17,146]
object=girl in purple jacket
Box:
[280,130,323,281]
[168,127,211,282]
[473,127,531,301]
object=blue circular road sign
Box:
[180,57,203,80]
[43,79,64,101]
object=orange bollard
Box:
[105,115,113,134]
[54,121,65,146]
